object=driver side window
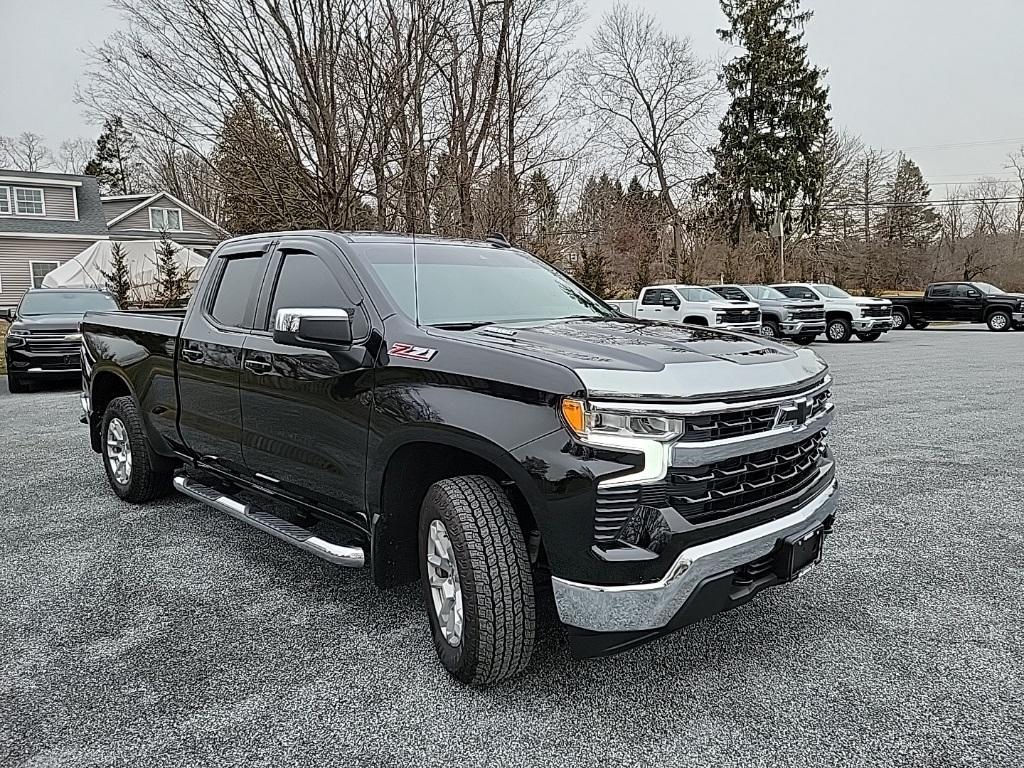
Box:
[268,249,369,339]
[954,284,979,298]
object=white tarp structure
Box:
[41,240,208,302]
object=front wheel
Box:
[911,321,930,330]
[890,311,909,331]
[419,475,535,686]
[826,317,852,343]
[856,332,882,342]
[102,396,175,502]
[759,320,780,339]
[793,334,816,346]
[987,311,1011,332]
[6,374,28,393]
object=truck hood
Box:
[10,313,86,335]
[451,317,827,401]
[853,298,891,307]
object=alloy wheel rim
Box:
[991,314,1008,330]
[106,418,132,485]
[894,314,906,330]
[759,325,776,338]
[426,519,464,646]
[829,323,844,340]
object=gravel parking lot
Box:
[2,327,1023,768]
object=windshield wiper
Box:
[428,321,495,331]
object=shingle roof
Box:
[0,170,109,237]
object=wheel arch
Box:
[683,315,708,326]
[368,428,543,588]
[89,368,134,453]
[825,310,854,322]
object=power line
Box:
[883,137,1024,153]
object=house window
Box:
[150,207,183,231]
[0,187,10,214]
[30,261,60,289]
[14,187,45,216]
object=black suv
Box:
[5,288,119,393]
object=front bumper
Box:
[552,478,838,650]
[5,346,82,376]
[717,321,762,333]
[1013,312,1024,324]
[781,320,826,336]
[851,317,892,332]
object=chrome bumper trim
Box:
[551,478,839,632]
[26,367,81,374]
[1012,312,1024,323]
[852,317,892,331]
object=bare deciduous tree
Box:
[573,2,719,279]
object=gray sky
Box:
[2,0,1022,194]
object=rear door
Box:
[924,284,954,320]
[177,239,273,473]
[953,283,984,321]
[239,237,377,524]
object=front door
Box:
[239,237,376,527]
[953,283,984,322]
[177,240,273,474]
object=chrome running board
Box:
[173,475,365,568]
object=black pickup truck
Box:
[81,231,839,685]
[889,282,1024,332]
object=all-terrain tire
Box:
[102,395,176,503]
[419,475,535,686]
[793,334,816,346]
[911,321,930,330]
[6,374,28,393]
[759,320,780,339]
[856,332,882,342]
[826,317,853,343]
[891,310,909,331]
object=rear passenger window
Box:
[209,255,265,328]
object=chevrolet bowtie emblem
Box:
[776,397,810,427]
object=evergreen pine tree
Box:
[84,117,144,195]
[153,232,191,306]
[100,241,133,306]
[704,0,832,251]
[575,243,609,298]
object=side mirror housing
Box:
[3,308,15,322]
[662,295,680,308]
[273,307,352,349]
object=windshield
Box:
[19,291,118,316]
[690,287,729,302]
[812,284,853,299]
[973,282,1003,295]
[742,285,788,300]
[360,242,617,326]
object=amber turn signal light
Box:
[561,398,586,436]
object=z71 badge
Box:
[389,343,438,362]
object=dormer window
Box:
[14,187,45,215]
[150,207,182,231]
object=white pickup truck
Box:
[609,285,762,333]
[771,283,893,343]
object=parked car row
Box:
[888,282,1024,332]
[609,282,895,345]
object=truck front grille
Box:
[792,309,825,321]
[592,379,833,543]
[652,432,827,525]
[721,309,760,324]
[861,305,891,318]
[25,337,81,354]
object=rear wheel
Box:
[6,374,28,393]
[987,311,1011,332]
[102,395,175,502]
[891,310,909,331]
[759,320,780,339]
[856,332,882,342]
[910,321,930,330]
[419,475,535,686]
[826,317,852,343]
[793,334,816,346]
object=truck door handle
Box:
[243,358,272,375]
[181,348,203,362]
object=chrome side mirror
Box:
[273,307,352,348]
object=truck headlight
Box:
[561,398,684,441]
[8,328,29,337]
